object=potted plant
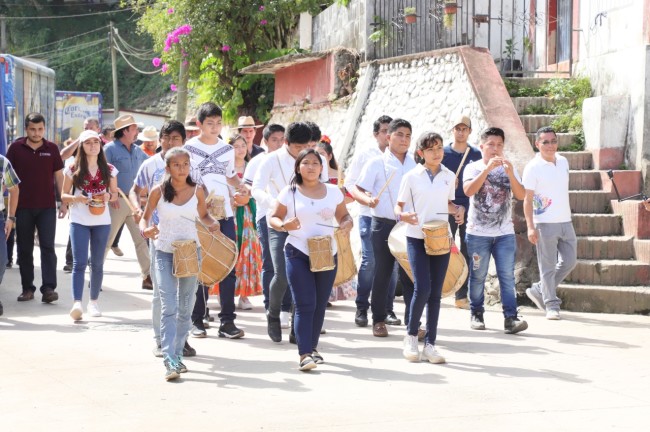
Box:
[444,1,458,15]
[502,38,522,77]
[443,13,455,29]
[403,6,417,24]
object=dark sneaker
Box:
[142,275,153,290]
[191,321,207,338]
[63,264,72,273]
[0,300,3,316]
[153,343,162,358]
[267,313,282,342]
[354,309,368,327]
[218,322,244,339]
[289,328,296,344]
[504,316,528,334]
[176,361,188,374]
[312,350,325,364]
[17,290,34,302]
[41,287,59,304]
[470,312,486,330]
[164,360,180,381]
[385,311,402,326]
[6,261,12,269]
[183,341,196,357]
[299,355,317,371]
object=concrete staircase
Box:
[510,78,650,314]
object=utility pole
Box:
[0,16,6,52]
[109,21,119,118]
[176,60,189,122]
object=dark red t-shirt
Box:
[7,137,64,209]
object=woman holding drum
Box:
[269,149,353,371]
[395,132,464,364]
[139,147,219,381]
[61,130,118,321]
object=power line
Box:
[20,38,105,61]
[3,7,136,20]
[13,26,109,56]
[112,30,154,59]
[112,39,161,75]
[50,50,104,68]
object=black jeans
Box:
[370,217,414,325]
[448,207,469,300]
[16,208,58,292]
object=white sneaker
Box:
[546,310,561,320]
[422,343,446,364]
[238,297,253,310]
[402,335,420,362]
[526,283,546,311]
[279,311,290,329]
[87,300,102,317]
[70,301,83,321]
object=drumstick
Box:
[117,189,138,215]
[409,188,416,213]
[316,223,339,228]
[376,170,396,199]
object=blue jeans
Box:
[406,237,449,345]
[466,233,518,318]
[370,217,414,324]
[257,216,291,312]
[0,212,7,284]
[355,215,398,312]
[191,217,237,325]
[150,241,161,344]
[69,223,110,301]
[155,248,200,360]
[285,243,336,356]
[268,227,294,318]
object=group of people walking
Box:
[4,105,647,380]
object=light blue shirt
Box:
[104,138,149,193]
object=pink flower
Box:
[167,8,174,14]
[260,19,268,25]
[259,5,265,11]
[152,57,161,67]
[170,84,177,91]
[182,60,188,66]
[181,49,188,57]
[161,63,169,73]
[222,45,231,52]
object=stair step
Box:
[519,115,559,133]
[566,259,650,286]
[569,190,611,213]
[527,132,576,147]
[506,77,553,89]
[576,235,635,260]
[572,214,622,236]
[561,151,593,170]
[557,283,650,314]
[569,170,602,191]
[512,97,555,113]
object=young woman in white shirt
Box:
[140,147,219,381]
[395,132,464,364]
[61,130,118,321]
[269,149,353,371]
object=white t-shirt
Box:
[184,137,237,218]
[522,154,572,224]
[463,160,521,236]
[277,183,344,256]
[244,152,270,222]
[356,150,417,220]
[397,164,456,239]
[64,164,118,226]
[345,145,382,217]
[133,153,166,225]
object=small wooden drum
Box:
[422,220,451,256]
[171,240,200,278]
[195,221,237,285]
[333,228,356,285]
[307,235,335,272]
[206,194,226,220]
[88,194,106,216]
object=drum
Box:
[307,235,335,272]
[388,222,467,298]
[206,194,226,220]
[171,239,200,278]
[195,220,237,285]
[88,193,106,216]
[333,228,356,285]
[422,220,451,256]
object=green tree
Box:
[130,0,333,123]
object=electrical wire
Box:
[112,31,155,59]
[49,50,104,67]
[21,39,105,61]
[3,7,136,20]
[112,40,161,75]
[12,25,109,56]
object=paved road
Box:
[1,219,649,431]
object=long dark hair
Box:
[414,132,444,165]
[162,147,196,202]
[228,134,250,162]
[72,137,111,190]
[316,138,338,170]
[290,148,322,191]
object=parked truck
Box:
[0,54,56,155]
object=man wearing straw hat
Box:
[442,114,481,310]
[102,114,153,290]
[237,116,265,159]
[138,126,159,157]
[184,116,200,140]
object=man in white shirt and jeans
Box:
[523,126,577,320]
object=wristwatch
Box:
[7,216,16,222]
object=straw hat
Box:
[237,116,263,129]
[137,126,159,142]
[184,116,199,131]
[113,114,143,131]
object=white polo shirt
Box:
[522,153,572,224]
[397,164,456,239]
[252,146,329,220]
[184,137,237,218]
[356,150,417,220]
[243,151,268,222]
[345,144,382,217]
